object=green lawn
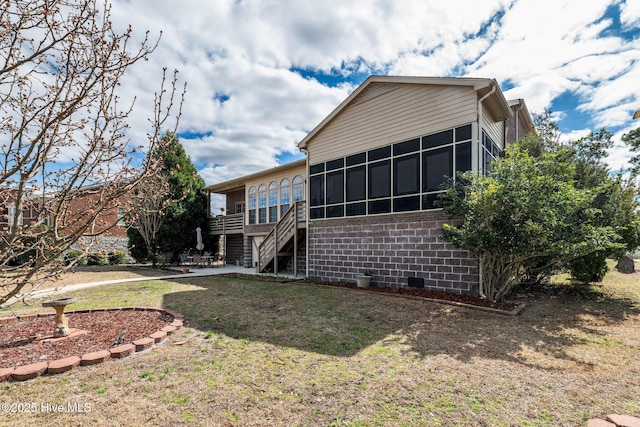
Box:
[1,264,639,426]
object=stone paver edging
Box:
[0,307,184,382]
[586,414,640,426]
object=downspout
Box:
[514,100,524,143]
[477,82,497,167]
[475,81,496,299]
[300,146,309,279]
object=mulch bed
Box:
[218,273,519,312]
[0,310,172,369]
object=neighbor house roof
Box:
[508,98,535,134]
[297,75,513,150]
[203,159,306,194]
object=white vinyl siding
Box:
[243,163,306,225]
[481,105,505,150]
[308,84,477,165]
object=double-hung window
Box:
[268,182,278,223]
[258,185,267,224]
[248,186,257,224]
[280,179,290,217]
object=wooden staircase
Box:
[258,200,306,275]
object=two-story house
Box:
[204,76,533,296]
[2,185,131,261]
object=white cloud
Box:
[98,0,640,183]
[621,0,640,29]
[607,126,637,173]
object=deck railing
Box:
[208,212,244,235]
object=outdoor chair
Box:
[202,251,213,266]
[179,253,191,266]
[192,253,203,268]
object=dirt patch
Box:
[218,273,518,312]
[0,310,172,369]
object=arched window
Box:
[268,181,278,222]
[279,178,290,217]
[292,176,304,202]
[258,184,267,223]
[248,186,257,224]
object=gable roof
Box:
[298,75,513,150]
[203,159,306,194]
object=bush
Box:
[108,251,126,265]
[568,252,608,284]
[65,250,86,266]
[86,252,107,266]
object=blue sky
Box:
[109,0,640,192]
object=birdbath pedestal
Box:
[42,297,77,337]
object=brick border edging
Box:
[586,414,640,426]
[1,307,185,382]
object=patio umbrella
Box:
[196,227,204,251]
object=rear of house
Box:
[205,160,307,273]
[205,76,534,296]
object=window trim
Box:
[246,176,305,225]
[248,186,257,224]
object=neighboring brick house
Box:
[0,189,40,233]
[1,186,131,258]
[64,190,130,255]
[204,76,534,296]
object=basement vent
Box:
[407,277,424,288]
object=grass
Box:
[1,262,639,426]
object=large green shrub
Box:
[568,251,609,284]
[128,133,211,265]
[439,145,624,302]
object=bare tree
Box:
[129,150,173,267]
[0,0,185,307]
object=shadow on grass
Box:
[162,276,640,368]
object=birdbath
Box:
[42,297,77,337]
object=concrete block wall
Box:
[308,211,479,296]
[243,234,254,268]
[242,229,307,276]
[280,238,306,277]
[225,235,244,265]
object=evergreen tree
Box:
[622,127,640,176]
[128,134,211,264]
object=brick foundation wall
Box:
[225,235,244,265]
[243,235,253,268]
[242,224,276,269]
[308,211,479,296]
[280,235,306,276]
